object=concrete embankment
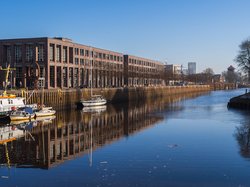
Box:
[228,92,250,110]
[13,85,210,109]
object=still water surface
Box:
[1,89,250,187]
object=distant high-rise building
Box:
[188,62,196,74]
[165,64,182,75]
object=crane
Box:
[0,64,16,96]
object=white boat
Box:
[81,95,107,107]
[35,107,56,117]
[9,110,35,121]
[35,77,56,118]
[0,65,37,118]
[82,105,107,113]
[80,47,107,107]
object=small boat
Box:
[9,110,35,121]
[81,95,107,107]
[35,107,56,117]
[36,115,56,122]
[35,76,56,118]
[78,48,106,108]
[82,105,107,113]
[10,119,31,126]
[0,65,37,120]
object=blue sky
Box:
[1,0,250,73]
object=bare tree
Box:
[203,68,214,75]
[222,71,235,83]
[202,68,214,83]
[235,39,250,83]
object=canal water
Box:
[0,89,250,187]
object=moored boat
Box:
[78,47,106,108]
[9,109,35,121]
[0,64,37,119]
[35,107,56,117]
[81,95,107,107]
[82,105,107,113]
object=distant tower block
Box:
[188,62,196,75]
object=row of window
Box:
[74,57,123,67]
[128,66,160,73]
[50,44,123,63]
[5,45,45,63]
[4,44,162,71]
[129,58,158,68]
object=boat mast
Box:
[90,47,93,97]
[89,114,93,166]
[35,46,44,110]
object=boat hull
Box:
[35,110,56,117]
[81,99,107,107]
[10,114,35,121]
[82,105,107,113]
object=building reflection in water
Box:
[0,92,208,169]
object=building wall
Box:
[0,37,164,89]
[0,37,48,88]
[124,55,164,87]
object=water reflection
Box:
[0,92,208,170]
[234,111,250,158]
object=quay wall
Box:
[210,83,236,90]
[13,85,211,109]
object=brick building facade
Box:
[0,37,164,89]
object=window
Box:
[99,53,102,59]
[75,48,79,55]
[63,67,67,87]
[50,44,55,61]
[80,49,84,56]
[16,67,22,78]
[14,45,22,62]
[69,67,73,87]
[63,47,67,62]
[74,68,78,87]
[80,59,84,65]
[40,67,45,78]
[6,46,11,63]
[56,45,61,62]
[50,66,55,87]
[75,58,79,65]
[38,44,44,61]
[85,50,89,57]
[26,45,33,62]
[80,68,84,86]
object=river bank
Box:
[11,85,210,109]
